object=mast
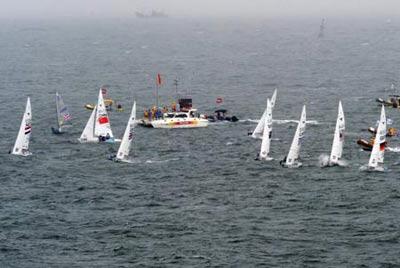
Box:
[318,18,325,38]
[155,73,162,109]
[174,77,179,99]
[55,92,61,131]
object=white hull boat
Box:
[148,109,208,129]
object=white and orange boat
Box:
[141,108,208,129]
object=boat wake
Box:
[386,147,400,152]
[318,154,330,167]
[119,158,141,164]
[113,157,180,164]
[243,119,319,125]
[359,164,385,172]
[145,158,179,164]
[318,154,348,167]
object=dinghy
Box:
[78,89,118,143]
[78,107,98,143]
[281,105,306,168]
[365,105,387,171]
[11,97,32,156]
[110,101,137,162]
[257,98,273,160]
[251,89,277,139]
[328,101,345,166]
[51,92,71,134]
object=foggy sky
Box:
[1,0,399,19]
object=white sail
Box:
[78,107,97,143]
[259,98,273,160]
[116,101,137,161]
[252,89,277,139]
[12,97,32,156]
[94,89,114,138]
[55,92,71,132]
[329,101,345,165]
[368,105,386,169]
[285,105,306,167]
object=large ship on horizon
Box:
[135,10,168,18]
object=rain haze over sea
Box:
[1,4,400,267]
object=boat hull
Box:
[281,161,302,168]
[150,118,208,129]
[51,127,63,135]
[11,150,32,157]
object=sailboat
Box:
[281,105,306,168]
[79,107,97,143]
[257,98,273,160]
[78,89,117,143]
[11,97,32,156]
[328,101,345,166]
[252,89,277,139]
[110,101,137,162]
[51,92,71,134]
[365,105,387,171]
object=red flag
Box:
[216,97,223,104]
[380,142,386,151]
[101,87,107,96]
[156,73,162,86]
[98,116,109,124]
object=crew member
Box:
[171,101,177,112]
[279,156,287,167]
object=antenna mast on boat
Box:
[174,77,179,99]
[318,18,325,38]
[155,73,163,108]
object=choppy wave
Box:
[145,158,179,164]
[359,164,386,172]
[386,147,400,152]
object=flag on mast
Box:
[156,73,163,86]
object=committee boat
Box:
[139,98,208,129]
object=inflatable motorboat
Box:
[207,109,239,122]
[376,95,400,108]
[357,138,374,151]
[368,127,397,137]
[357,137,388,151]
[85,98,114,111]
